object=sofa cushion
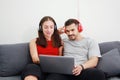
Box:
[0,43,32,77]
[108,77,120,80]
[0,76,21,80]
[97,48,120,77]
[99,41,120,55]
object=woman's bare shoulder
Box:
[29,38,37,46]
[30,38,37,43]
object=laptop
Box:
[39,55,74,75]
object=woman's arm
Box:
[58,40,64,56]
[29,38,40,64]
[58,46,63,56]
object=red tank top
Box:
[37,41,59,56]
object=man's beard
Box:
[68,34,76,40]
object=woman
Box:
[21,16,63,80]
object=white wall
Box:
[0,0,78,44]
[79,0,120,42]
[0,0,120,44]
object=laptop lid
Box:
[39,55,74,75]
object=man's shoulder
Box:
[83,37,97,44]
[84,37,99,47]
[83,37,94,41]
[62,38,69,42]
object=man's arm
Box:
[82,56,99,69]
[73,56,98,76]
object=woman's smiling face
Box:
[42,20,55,40]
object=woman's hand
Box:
[32,56,40,64]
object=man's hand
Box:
[72,65,83,76]
[58,27,65,34]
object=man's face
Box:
[65,23,79,40]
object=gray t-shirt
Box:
[63,37,101,65]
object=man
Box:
[59,18,106,80]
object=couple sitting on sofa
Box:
[21,16,106,80]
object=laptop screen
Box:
[39,55,74,75]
